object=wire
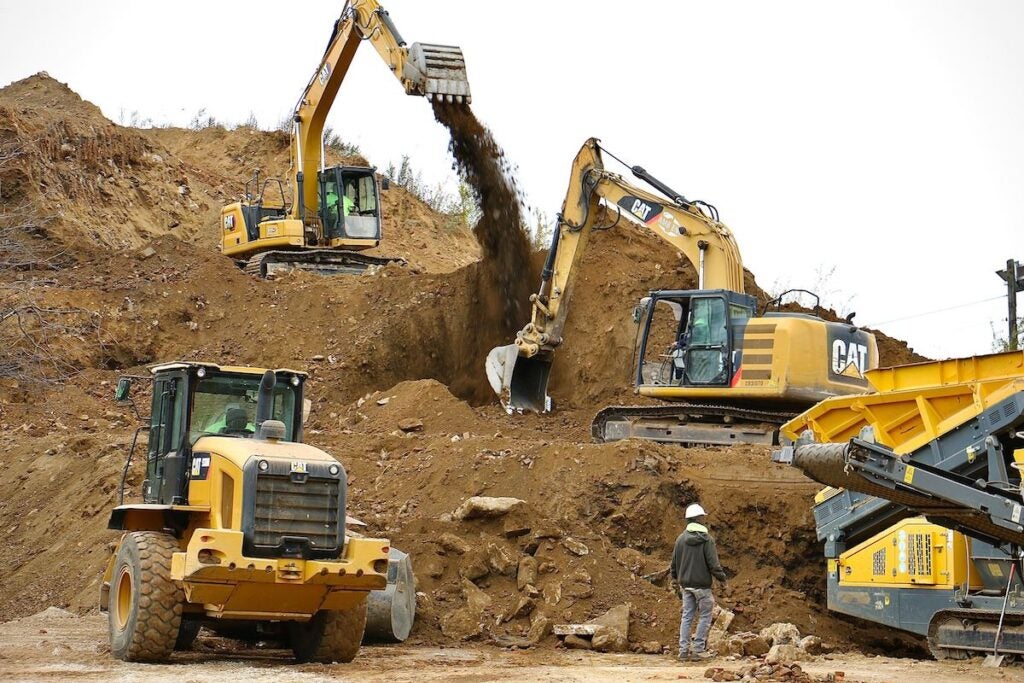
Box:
[864,294,1005,328]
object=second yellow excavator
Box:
[220,0,471,277]
[486,138,878,446]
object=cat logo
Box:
[630,199,653,221]
[223,214,235,232]
[318,63,332,86]
[290,461,308,474]
[831,339,869,379]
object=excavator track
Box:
[928,608,1024,660]
[592,403,794,446]
[242,250,405,278]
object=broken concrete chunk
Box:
[453,496,525,520]
[553,623,598,637]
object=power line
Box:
[865,294,1006,328]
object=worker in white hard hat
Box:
[670,502,727,662]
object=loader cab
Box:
[117,363,306,507]
[634,289,756,388]
[318,165,382,243]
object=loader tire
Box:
[107,531,184,662]
[290,602,368,664]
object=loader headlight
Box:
[291,375,300,386]
[328,464,340,476]
[258,459,269,472]
[196,367,206,378]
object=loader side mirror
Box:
[303,398,312,425]
[381,177,390,191]
[632,306,643,324]
[115,377,133,402]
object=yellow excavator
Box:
[486,138,878,445]
[220,0,470,277]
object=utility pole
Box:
[996,259,1024,351]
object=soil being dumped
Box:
[432,102,535,333]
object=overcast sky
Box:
[3,1,1022,360]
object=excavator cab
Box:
[635,289,756,389]
[318,166,382,243]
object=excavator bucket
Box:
[404,43,471,103]
[485,344,552,413]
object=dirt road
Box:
[1,611,1021,683]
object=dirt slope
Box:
[0,74,927,656]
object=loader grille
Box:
[253,474,340,550]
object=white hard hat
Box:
[685,503,707,519]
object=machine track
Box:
[242,249,404,278]
[928,608,1024,660]
[592,403,794,446]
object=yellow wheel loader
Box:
[220,0,471,277]
[100,362,413,663]
[487,138,878,446]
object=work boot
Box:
[690,650,714,661]
[677,652,690,662]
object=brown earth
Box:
[0,73,930,659]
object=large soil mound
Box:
[0,74,925,656]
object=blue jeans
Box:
[679,587,715,655]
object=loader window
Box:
[190,374,298,443]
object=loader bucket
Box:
[485,344,552,413]
[364,548,416,643]
[404,43,471,103]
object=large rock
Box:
[458,550,490,581]
[563,634,592,650]
[439,580,491,640]
[798,635,823,655]
[517,555,538,590]
[453,496,524,520]
[760,622,801,646]
[588,604,630,653]
[486,542,518,576]
[528,613,553,644]
[723,631,770,657]
[765,643,806,665]
[706,605,735,648]
[438,533,471,555]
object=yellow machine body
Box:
[100,362,388,624]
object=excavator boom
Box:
[486,138,745,413]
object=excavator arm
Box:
[289,0,470,224]
[486,137,744,412]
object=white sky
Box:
[3,1,1022,360]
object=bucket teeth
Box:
[405,42,471,103]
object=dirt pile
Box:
[432,102,535,333]
[0,75,930,658]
